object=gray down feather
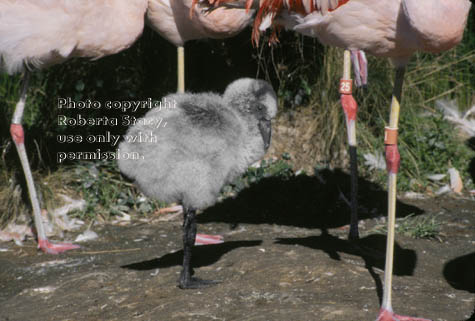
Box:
[118,78,277,210]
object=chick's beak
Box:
[258,119,272,150]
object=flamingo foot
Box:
[38,239,80,254]
[376,308,432,321]
[195,234,224,246]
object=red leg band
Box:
[10,124,24,144]
[385,144,400,174]
[341,94,358,121]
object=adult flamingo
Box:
[197,0,471,319]
[146,0,254,93]
[0,0,148,254]
[196,0,367,241]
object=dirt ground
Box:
[0,188,474,321]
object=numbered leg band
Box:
[384,127,398,145]
[339,79,353,95]
[384,127,400,174]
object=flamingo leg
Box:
[179,206,219,289]
[177,46,185,93]
[350,50,368,87]
[340,50,359,240]
[376,67,430,321]
[10,72,79,255]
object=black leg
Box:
[180,206,196,287]
[348,145,359,240]
[178,206,219,289]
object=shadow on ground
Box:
[122,240,262,271]
[443,251,475,294]
[199,168,423,230]
[277,233,416,276]
[277,232,418,305]
[467,137,475,185]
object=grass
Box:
[257,28,475,193]
[0,155,297,225]
[253,20,474,187]
[222,155,296,198]
[372,214,442,240]
[67,160,164,221]
[397,214,441,240]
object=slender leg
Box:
[10,72,79,254]
[340,50,359,240]
[350,50,368,87]
[178,206,219,289]
[177,46,185,93]
[179,206,196,288]
[376,68,430,321]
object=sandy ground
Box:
[0,185,474,321]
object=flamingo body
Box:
[147,0,253,46]
[287,0,471,65]
[0,0,147,73]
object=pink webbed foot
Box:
[38,239,80,254]
[376,308,432,321]
[195,234,224,246]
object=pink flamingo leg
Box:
[376,68,430,321]
[340,50,359,240]
[10,73,79,254]
[350,50,368,87]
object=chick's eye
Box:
[257,104,263,111]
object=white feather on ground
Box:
[363,152,386,171]
[0,195,84,245]
[448,167,463,194]
[75,229,99,243]
[436,99,475,137]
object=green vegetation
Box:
[372,214,442,240]
[69,160,163,221]
[258,26,475,192]
[222,155,295,198]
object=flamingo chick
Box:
[146,1,254,245]
[0,0,148,254]
[118,78,277,289]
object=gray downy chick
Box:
[118,78,277,289]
